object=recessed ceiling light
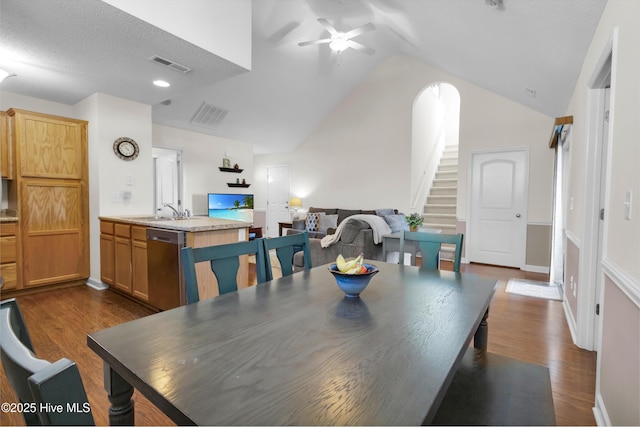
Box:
[153,80,170,88]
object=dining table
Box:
[87,261,497,426]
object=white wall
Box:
[152,124,254,215]
[410,86,446,211]
[0,91,75,117]
[74,92,154,287]
[102,0,252,70]
[254,55,555,224]
[563,0,640,424]
[76,93,155,217]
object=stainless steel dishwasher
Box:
[146,228,186,310]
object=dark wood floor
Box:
[1,262,596,426]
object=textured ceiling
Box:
[0,0,607,154]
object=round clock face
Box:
[113,137,139,160]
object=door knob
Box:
[516,214,521,218]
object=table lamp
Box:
[289,197,303,220]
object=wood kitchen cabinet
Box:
[100,221,115,285]
[6,109,89,289]
[100,220,149,302]
[1,111,14,179]
[0,222,20,290]
[114,223,132,294]
[131,226,149,301]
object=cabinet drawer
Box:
[0,222,17,236]
[114,223,131,238]
[0,236,16,263]
[100,221,114,235]
[0,263,17,290]
[131,226,146,241]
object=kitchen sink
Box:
[129,216,176,221]
[131,216,198,221]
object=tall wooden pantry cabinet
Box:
[6,109,89,290]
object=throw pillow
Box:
[318,214,338,233]
[384,214,408,233]
[375,208,395,217]
[305,212,325,231]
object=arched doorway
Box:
[410,83,460,234]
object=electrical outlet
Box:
[126,175,133,186]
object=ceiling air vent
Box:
[149,55,192,74]
[190,102,229,129]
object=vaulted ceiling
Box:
[0,0,607,154]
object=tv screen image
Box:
[207,193,254,223]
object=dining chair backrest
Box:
[181,238,267,304]
[262,232,312,281]
[399,231,464,272]
[0,299,95,426]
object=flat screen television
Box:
[207,193,254,223]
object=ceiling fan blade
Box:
[298,38,332,47]
[316,18,339,36]
[345,22,376,39]
[347,40,375,55]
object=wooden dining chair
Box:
[0,299,95,426]
[181,239,267,304]
[261,232,312,281]
[399,231,464,272]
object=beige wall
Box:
[563,0,640,423]
[253,55,555,226]
[525,223,551,269]
[565,234,580,324]
[600,276,639,426]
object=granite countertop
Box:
[99,215,251,232]
[0,209,18,223]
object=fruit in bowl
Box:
[329,254,379,297]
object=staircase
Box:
[422,145,459,261]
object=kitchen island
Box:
[99,215,250,310]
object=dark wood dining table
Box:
[87,261,496,426]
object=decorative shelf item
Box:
[227,183,251,188]
[219,167,243,173]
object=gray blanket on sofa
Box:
[320,214,392,248]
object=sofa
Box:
[290,207,406,269]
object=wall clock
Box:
[113,137,139,161]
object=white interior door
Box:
[468,149,528,268]
[153,148,182,215]
[266,165,291,237]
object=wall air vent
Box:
[190,102,229,129]
[149,55,192,74]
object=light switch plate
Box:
[624,190,632,220]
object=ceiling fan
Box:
[299,18,376,56]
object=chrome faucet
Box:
[163,203,190,218]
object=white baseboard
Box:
[86,277,109,290]
[522,264,550,274]
[563,297,579,345]
[593,391,611,426]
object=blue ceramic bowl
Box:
[328,263,379,297]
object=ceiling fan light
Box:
[329,35,349,52]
